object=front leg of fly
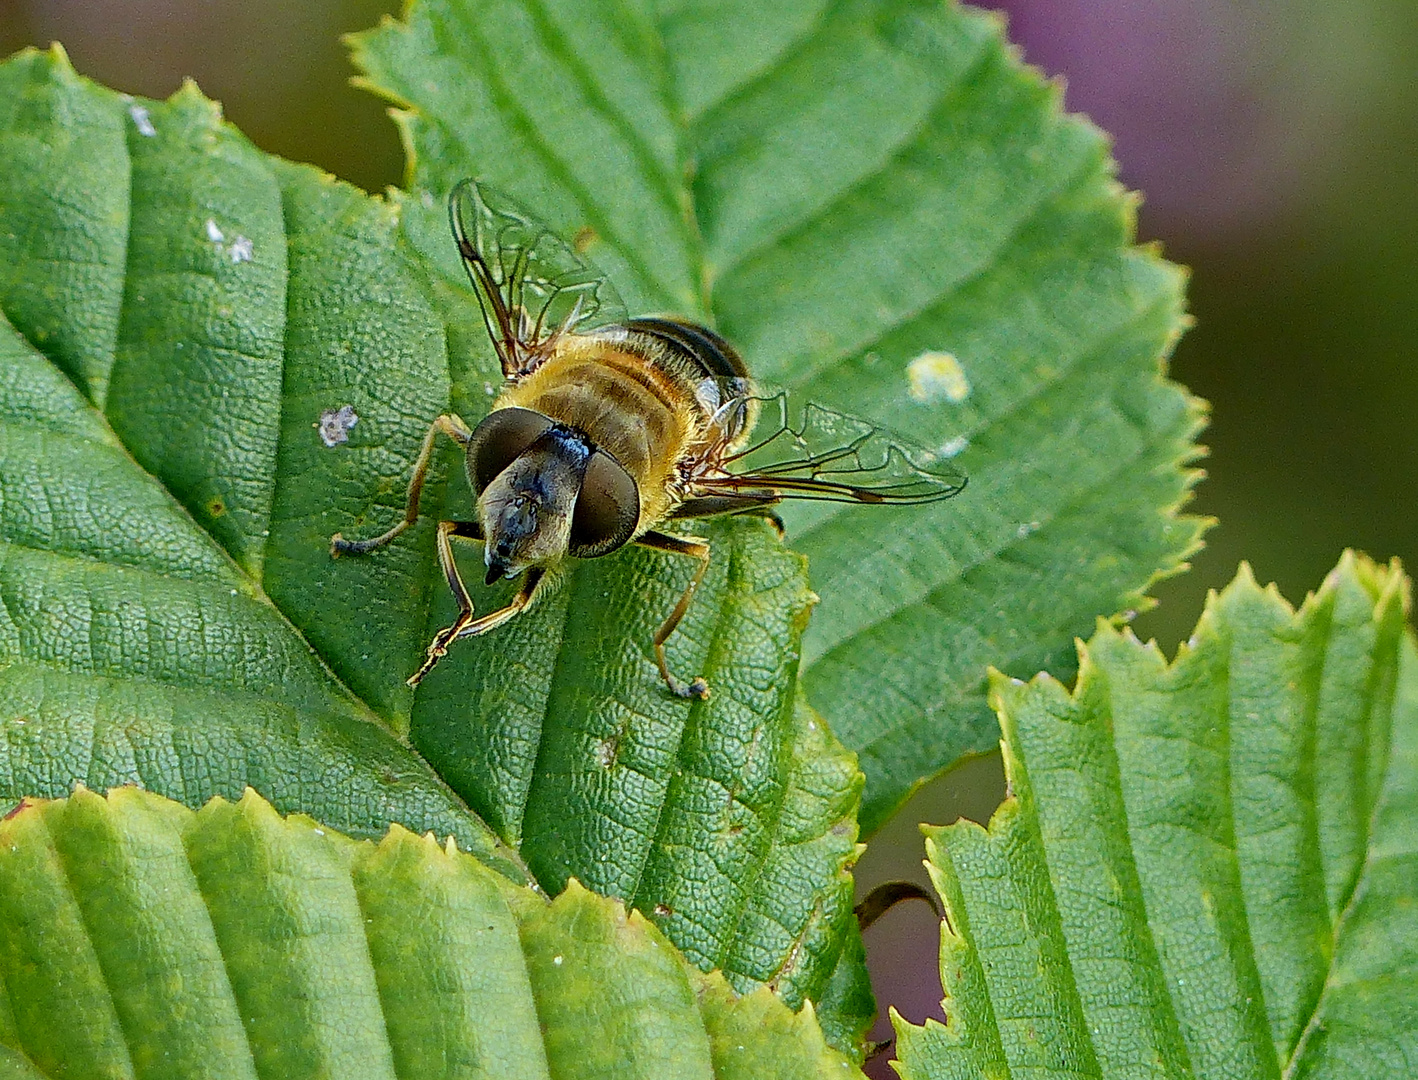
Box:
[408,519,484,686]
[330,413,472,557]
[408,522,549,687]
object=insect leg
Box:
[742,505,786,537]
[407,518,483,687]
[331,413,472,556]
[636,530,712,700]
[454,565,546,638]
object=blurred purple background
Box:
[3,0,1414,1071]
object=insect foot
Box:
[407,626,460,687]
[666,674,710,701]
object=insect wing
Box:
[697,388,967,506]
[449,179,624,377]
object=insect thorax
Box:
[497,322,741,526]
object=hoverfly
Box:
[331,180,965,699]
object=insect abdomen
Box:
[621,317,749,382]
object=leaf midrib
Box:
[629,529,797,972]
[697,23,996,288]
[437,1,679,312]
[1280,667,1398,1079]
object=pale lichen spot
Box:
[229,236,254,263]
[938,435,970,458]
[908,350,971,404]
[316,404,359,447]
[421,189,435,210]
[1016,520,1041,539]
[205,218,224,244]
[129,104,156,137]
[595,735,620,769]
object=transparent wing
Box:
[687,386,967,507]
[449,179,625,378]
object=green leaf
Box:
[0,43,865,1037]
[348,0,1206,832]
[892,552,1417,1080]
[0,47,529,884]
[0,785,865,1079]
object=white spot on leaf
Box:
[596,738,618,769]
[317,404,359,447]
[908,351,971,404]
[938,435,970,458]
[128,104,156,137]
[205,218,224,244]
[229,236,254,263]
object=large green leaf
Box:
[0,44,867,1040]
[0,48,528,883]
[0,785,863,1079]
[348,0,1206,832]
[892,552,1416,1079]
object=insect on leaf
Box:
[350,0,1207,836]
[0,42,872,1053]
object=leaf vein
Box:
[705,26,994,284]
[1282,679,1407,1077]
[799,290,1189,657]
[438,7,675,310]
[522,0,700,273]
[836,381,1192,754]
[682,0,838,128]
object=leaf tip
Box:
[169,76,220,118]
[1234,558,1261,590]
[45,40,73,70]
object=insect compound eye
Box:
[569,450,639,558]
[466,407,555,494]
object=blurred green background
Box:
[3,0,1413,1065]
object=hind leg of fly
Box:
[331,413,472,556]
[636,530,712,700]
[408,519,547,686]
